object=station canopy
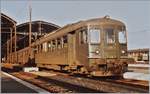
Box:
[1,13,17,58]
[17,20,60,34]
[1,13,17,45]
[16,20,61,50]
[1,13,61,57]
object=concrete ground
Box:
[123,64,150,81]
[1,72,38,93]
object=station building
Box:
[16,21,60,50]
[128,48,149,63]
[1,13,17,62]
[1,13,60,63]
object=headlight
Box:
[121,50,125,54]
[95,50,100,54]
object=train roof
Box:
[85,16,125,26]
[60,16,125,31]
[35,16,126,45]
[56,16,125,33]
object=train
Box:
[4,16,132,77]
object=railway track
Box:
[13,71,149,93]
[10,72,75,93]
[103,79,149,93]
[106,78,149,90]
[2,67,149,93]
[48,72,149,93]
[10,72,104,93]
[40,69,149,91]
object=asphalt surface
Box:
[1,72,38,93]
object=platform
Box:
[29,71,56,77]
[23,67,39,72]
[123,72,150,81]
[128,64,150,68]
[124,64,150,81]
[1,71,49,93]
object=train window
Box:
[89,29,100,43]
[52,40,56,50]
[61,37,64,48]
[63,35,68,47]
[40,44,43,52]
[38,45,40,52]
[50,41,53,51]
[105,28,115,44]
[37,45,39,52]
[80,29,87,44]
[62,35,68,48]
[33,46,38,54]
[119,31,126,43]
[63,35,68,43]
[57,38,61,49]
[47,41,51,51]
[43,42,47,52]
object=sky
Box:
[1,0,150,49]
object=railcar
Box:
[30,16,129,76]
[5,16,130,77]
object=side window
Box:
[41,44,43,52]
[34,46,38,54]
[37,45,39,53]
[80,29,87,44]
[38,44,42,52]
[37,45,40,53]
[63,35,68,47]
[52,40,56,51]
[43,42,47,52]
[57,38,61,49]
[61,37,64,48]
[47,41,51,51]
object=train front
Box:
[87,16,128,77]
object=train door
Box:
[88,26,101,59]
[103,26,117,58]
[87,26,102,72]
[68,31,77,70]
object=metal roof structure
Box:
[1,13,16,45]
[17,20,60,33]
[1,13,60,58]
[16,21,60,50]
[1,13,17,58]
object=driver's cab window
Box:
[118,26,126,43]
[119,31,126,43]
[89,28,101,43]
[105,28,115,44]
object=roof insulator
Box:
[104,15,110,19]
